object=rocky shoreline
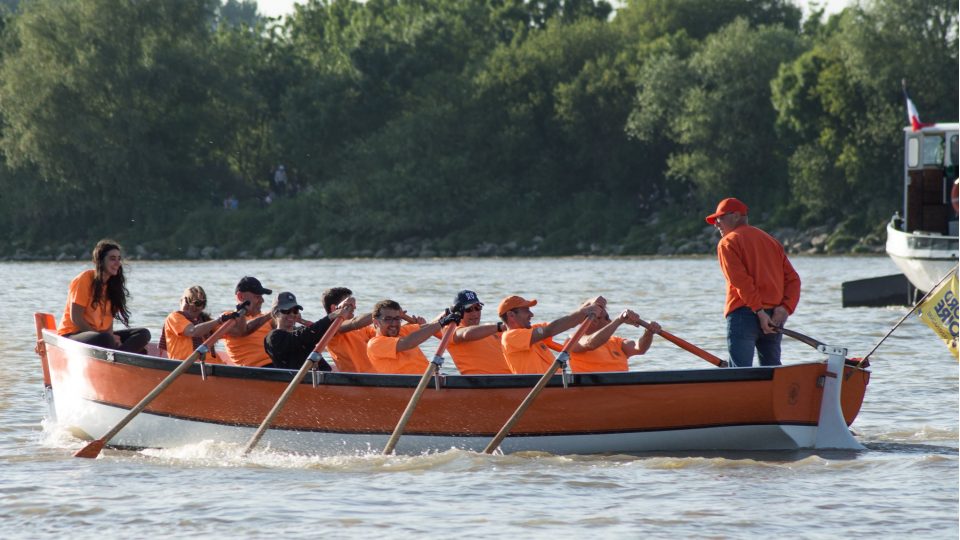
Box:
[1,225,885,261]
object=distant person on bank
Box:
[569,307,660,373]
[273,164,287,195]
[57,239,151,353]
[222,276,275,367]
[498,295,606,374]
[264,291,355,370]
[447,290,514,374]
[705,198,801,367]
[161,285,226,361]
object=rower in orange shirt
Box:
[322,287,376,372]
[499,295,605,374]
[161,285,225,361]
[447,290,513,375]
[367,299,460,374]
[222,276,274,367]
[569,308,660,373]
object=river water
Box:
[1,256,956,538]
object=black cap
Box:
[235,276,272,295]
[273,291,303,312]
[454,290,482,308]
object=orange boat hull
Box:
[35,316,869,455]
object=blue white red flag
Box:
[904,87,934,131]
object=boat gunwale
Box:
[41,330,868,390]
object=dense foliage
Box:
[0,0,955,258]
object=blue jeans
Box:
[726,307,782,367]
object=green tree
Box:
[628,18,804,207]
[0,0,226,233]
[615,0,801,41]
[772,0,958,223]
[219,0,261,28]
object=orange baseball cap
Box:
[705,198,748,224]
[498,295,538,316]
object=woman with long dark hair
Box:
[57,239,151,352]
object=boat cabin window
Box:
[922,134,944,166]
[949,134,958,167]
[949,134,959,180]
[907,137,920,168]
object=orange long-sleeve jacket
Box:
[717,224,801,317]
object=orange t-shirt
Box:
[569,336,629,373]
[163,311,199,361]
[58,269,112,336]
[717,224,801,317]
[367,324,428,374]
[162,311,221,362]
[502,323,556,374]
[448,333,513,375]
[222,313,272,367]
[328,326,376,372]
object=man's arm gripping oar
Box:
[242,298,354,455]
[382,310,460,455]
[483,315,595,455]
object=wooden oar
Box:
[75,307,247,459]
[241,303,349,455]
[777,327,824,350]
[483,317,594,455]
[637,319,728,368]
[382,321,458,455]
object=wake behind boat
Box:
[34,313,869,456]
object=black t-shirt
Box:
[264,317,334,371]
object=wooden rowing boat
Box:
[33,313,869,455]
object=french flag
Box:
[903,80,934,131]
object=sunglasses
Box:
[279,308,301,315]
[463,305,482,313]
[184,298,206,307]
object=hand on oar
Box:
[382,310,461,455]
[75,303,249,459]
[242,297,353,455]
[483,315,595,455]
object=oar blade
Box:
[74,439,105,459]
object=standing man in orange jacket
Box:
[705,198,801,367]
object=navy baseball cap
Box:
[455,290,482,308]
[235,276,272,295]
[273,291,303,312]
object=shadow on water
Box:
[862,441,959,456]
[605,448,866,463]
[600,441,957,462]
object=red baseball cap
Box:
[705,198,748,225]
